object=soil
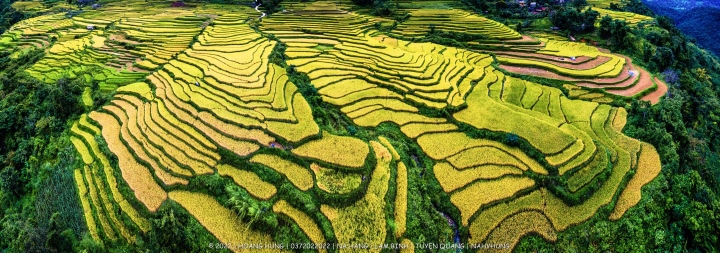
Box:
[640,77,668,104]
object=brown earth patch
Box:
[109,34,140,45]
[641,77,668,104]
[489,51,594,64]
[499,55,613,70]
[606,66,654,97]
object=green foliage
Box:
[0,47,87,251]
[647,3,720,57]
[599,16,630,48]
[571,0,587,8]
[260,0,283,14]
[0,0,28,34]
[225,185,278,233]
[352,0,394,16]
[142,201,225,253]
[550,6,599,34]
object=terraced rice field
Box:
[594,7,654,25]
[392,8,522,40]
[2,0,664,250]
[496,39,667,101]
[320,141,393,252]
[587,0,618,8]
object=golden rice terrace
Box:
[0,0,665,251]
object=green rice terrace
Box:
[6,0,720,252]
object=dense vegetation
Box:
[550,6,598,34]
[0,48,88,251]
[516,2,720,251]
[644,4,720,57]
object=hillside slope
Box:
[1,0,719,252]
[644,1,720,56]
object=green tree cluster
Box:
[598,15,631,47]
[351,0,393,16]
[550,7,599,34]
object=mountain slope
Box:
[644,1,720,56]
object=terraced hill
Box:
[0,0,665,251]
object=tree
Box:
[260,0,283,14]
[599,15,613,39]
[609,19,631,48]
[550,7,599,34]
[572,0,588,8]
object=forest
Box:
[643,2,720,57]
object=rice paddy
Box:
[3,0,664,250]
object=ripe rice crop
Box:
[545,139,585,167]
[154,98,216,150]
[116,82,154,100]
[455,87,576,155]
[90,162,134,242]
[567,146,610,192]
[74,169,101,241]
[434,162,524,193]
[556,125,599,175]
[482,211,557,247]
[377,137,401,161]
[89,111,167,212]
[400,238,414,253]
[292,131,369,169]
[250,154,314,191]
[75,114,151,232]
[71,135,94,165]
[310,163,362,194]
[169,191,280,252]
[612,107,628,132]
[137,101,215,175]
[264,93,321,143]
[501,77,526,105]
[446,146,531,170]
[341,99,418,117]
[353,109,446,128]
[594,8,653,25]
[109,99,195,179]
[399,122,458,139]
[395,162,408,238]
[148,102,219,161]
[79,114,101,134]
[217,164,277,200]
[273,200,327,253]
[561,97,600,123]
[197,111,275,146]
[320,141,391,252]
[82,164,117,240]
[416,132,547,175]
[468,190,544,244]
[610,143,661,220]
[451,177,536,226]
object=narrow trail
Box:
[255,1,266,20]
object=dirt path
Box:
[499,55,613,70]
[109,34,140,45]
[503,35,542,44]
[500,55,636,85]
[607,66,655,97]
[641,77,668,104]
[489,51,594,64]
